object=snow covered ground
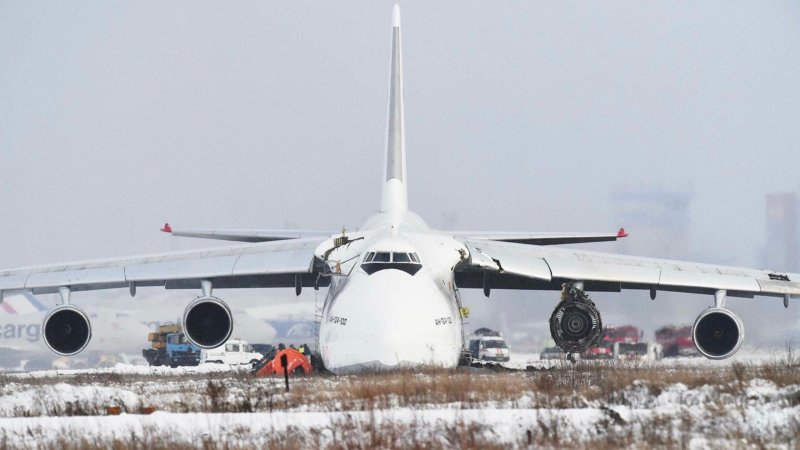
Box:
[1,358,799,449]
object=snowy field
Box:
[1,353,800,449]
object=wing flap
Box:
[126,256,241,283]
[464,241,551,280]
[659,270,761,293]
[757,279,800,296]
[546,257,661,285]
[0,274,30,291]
[26,267,127,290]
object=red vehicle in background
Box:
[583,325,643,360]
[656,325,698,357]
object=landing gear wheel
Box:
[549,284,603,354]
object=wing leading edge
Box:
[450,228,628,246]
[161,223,334,243]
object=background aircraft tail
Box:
[0,291,49,315]
[380,5,408,215]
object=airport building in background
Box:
[604,188,695,338]
[761,191,800,273]
[611,188,694,259]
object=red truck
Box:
[655,325,698,357]
[583,325,643,360]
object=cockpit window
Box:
[392,252,411,263]
[360,250,422,276]
[373,252,391,262]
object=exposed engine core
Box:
[692,307,744,359]
[549,286,603,353]
[42,305,92,356]
[182,296,233,349]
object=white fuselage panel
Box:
[317,214,465,374]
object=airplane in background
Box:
[0,291,151,355]
[0,290,280,358]
[1,5,799,374]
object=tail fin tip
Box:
[392,4,401,27]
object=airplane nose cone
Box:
[320,270,461,374]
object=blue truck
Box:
[142,324,201,367]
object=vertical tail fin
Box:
[380,4,408,214]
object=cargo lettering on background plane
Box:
[0,323,40,342]
[0,292,47,344]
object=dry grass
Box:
[2,355,800,449]
[2,356,800,416]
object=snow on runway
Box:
[1,357,799,449]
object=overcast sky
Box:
[2,2,800,347]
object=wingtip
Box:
[392,4,401,27]
[160,223,172,233]
[617,227,629,238]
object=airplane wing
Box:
[454,238,800,299]
[449,228,628,246]
[0,237,329,296]
[161,223,334,243]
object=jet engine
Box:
[182,296,233,349]
[42,305,92,356]
[692,307,744,359]
[549,285,603,353]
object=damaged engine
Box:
[549,285,603,354]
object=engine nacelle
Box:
[549,296,603,353]
[182,296,233,349]
[692,307,744,360]
[42,305,92,356]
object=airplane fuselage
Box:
[318,211,467,374]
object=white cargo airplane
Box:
[1,5,799,374]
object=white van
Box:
[467,329,511,362]
[613,342,663,361]
[200,339,263,365]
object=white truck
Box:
[467,328,511,362]
[613,341,663,361]
[200,339,263,366]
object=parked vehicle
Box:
[613,342,663,361]
[200,338,263,365]
[655,325,698,357]
[142,324,201,367]
[467,328,510,362]
[583,325,643,360]
[539,346,566,360]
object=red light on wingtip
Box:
[160,223,172,233]
[617,227,628,238]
